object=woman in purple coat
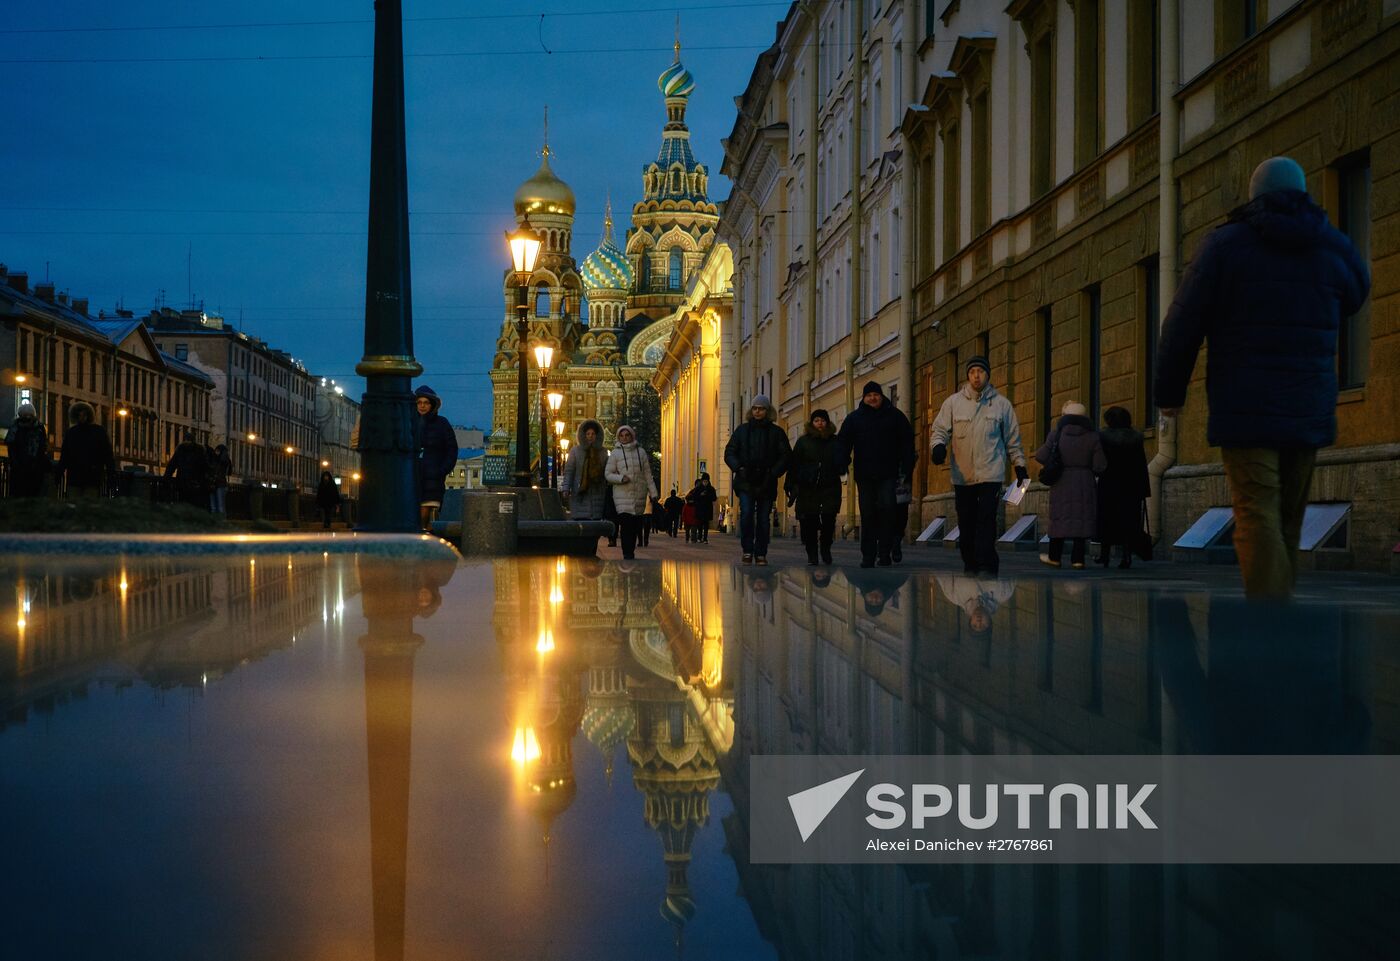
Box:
[1035,401,1107,569]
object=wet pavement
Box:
[2,551,1398,960]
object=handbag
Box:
[1133,502,1154,561]
[1038,425,1066,486]
[894,475,912,505]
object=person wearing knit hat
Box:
[5,402,50,497]
[835,382,916,568]
[1154,155,1370,600]
[929,356,1028,575]
[1034,400,1106,569]
[723,394,792,564]
[604,424,659,560]
[413,384,457,531]
[785,407,845,565]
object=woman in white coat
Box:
[605,424,658,560]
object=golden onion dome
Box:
[513,150,576,218]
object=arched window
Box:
[638,254,651,291]
[535,285,550,317]
[668,248,683,291]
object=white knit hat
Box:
[1062,401,1088,417]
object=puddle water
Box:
[2,554,1397,960]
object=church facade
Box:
[489,41,719,479]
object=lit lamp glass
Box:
[547,392,564,412]
[117,408,129,418]
[284,446,295,455]
[559,438,570,453]
[506,223,542,276]
[533,344,554,371]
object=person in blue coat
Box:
[1154,156,1370,600]
[413,385,457,531]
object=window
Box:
[1218,0,1260,54]
[971,90,991,236]
[924,0,936,40]
[535,285,550,317]
[1039,306,1054,439]
[1074,0,1103,167]
[1031,32,1055,198]
[1128,0,1160,126]
[638,253,651,291]
[175,343,188,360]
[1140,257,1160,422]
[669,248,683,291]
[1083,285,1102,423]
[1335,153,1372,389]
[941,122,960,262]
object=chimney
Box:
[6,271,28,293]
[72,297,89,316]
[57,291,69,306]
[34,281,55,302]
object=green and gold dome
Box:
[580,201,634,292]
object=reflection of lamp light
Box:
[511,726,541,766]
[536,628,555,653]
[549,586,564,605]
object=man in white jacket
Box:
[930,356,1028,575]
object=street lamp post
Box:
[354,0,422,531]
[533,345,554,487]
[507,224,542,487]
[548,401,564,489]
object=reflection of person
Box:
[1035,401,1105,569]
[560,419,608,520]
[413,385,457,532]
[723,395,791,565]
[605,425,658,561]
[1096,407,1150,568]
[316,471,342,529]
[58,401,115,498]
[1154,156,1370,601]
[786,408,844,566]
[935,572,1015,638]
[845,567,910,617]
[5,402,50,497]
[836,383,916,569]
[930,357,1027,576]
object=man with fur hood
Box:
[413,385,456,531]
[560,418,609,520]
[1155,156,1370,601]
[786,408,845,565]
[5,402,50,497]
[930,358,1027,575]
[723,395,791,565]
[604,424,658,560]
[836,382,916,568]
[58,401,115,497]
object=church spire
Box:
[541,104,551,160]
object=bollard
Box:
[457,491,519,555]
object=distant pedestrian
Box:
[1035,401,1106,569]
[1097,407,1151,569]
[786,408,844,566]
[684,474,717,542]
[1154,156,1370,600]
[413,385,456,531]
[664,487,684,537]
[316,470,342,529]
[165,432,211,509]
[836,383,915,568]
[605,425,658,561]
[723,395,791,565]
[929,357,1027,575]
[4,402,49,497]
[208,443,232,515]
[58,401,115,498]
[560,419,608,520]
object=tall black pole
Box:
[513,292,532,486]
[356,0,422,531]
[538,369,549,487]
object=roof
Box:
[159,351,217,387]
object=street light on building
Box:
[506,222,542,486]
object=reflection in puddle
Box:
[2,555,1398,960]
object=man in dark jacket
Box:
[58,401,115,498]
[164,433,211,509]
[837,382,916,568]
[414,385,457,531]
[5,402,49,497]
[723,395,791,564]
[1154,156,1370,601]
[664,488,684,537]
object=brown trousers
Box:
[1220,447,1316,601]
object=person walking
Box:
[935,572,1016,640]
[58,401,115,498]
[685,474,718,542]
[836,383,916,568]
[929,357,1028,575]
[1154,156,1370,600]
[560,419,609,520]
[664,487,684,537]
[1035,401,1106,569]
[723,396,791,565]
[1097,407,1151,569]
[164,433,211,509]
[4,403,50,497]
[413,385,456,532]
[605,425,658,560]
[316,470,342,529]
[208,443,232,515]
[786,409,845,565]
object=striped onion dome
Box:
[582,700,635,757]
[657,48,695,99]
[580,201,634,291]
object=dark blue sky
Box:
[0,0,785,427]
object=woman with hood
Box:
[560,419,608,520]
[58,401,115,498]
[1035,401,1107,569]
[785,408,845,565]
[5,402,50,497]
[604,424,658,560]
[1096,407,1152,568]
[413,385,457,531]
[316,470,342,529]
[684,473,718,543]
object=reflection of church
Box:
[489,38,720,465]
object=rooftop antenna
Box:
[187,241,193,309]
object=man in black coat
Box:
[836,381,916,568]
[58,401,115,498]
[164,433,211,509]
[414,385,457,531]
[664,488,684,537]
[723,395,791,564]
[1155,156,1370,601]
